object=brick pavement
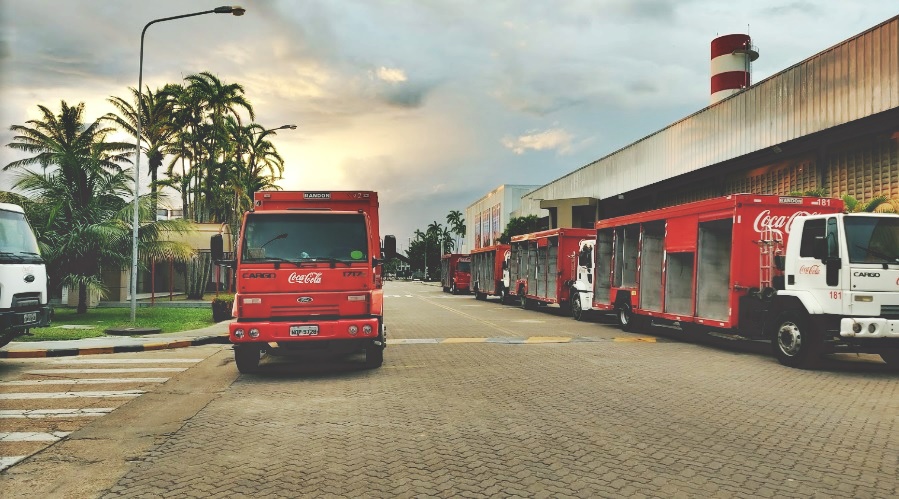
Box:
[93,281,899,498]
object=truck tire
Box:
[879,349,899,367]
[234,345,261,374]
[475,291,487,301]
[616,303,632,331]
[571,290,584,321]
[365,346,384,368]
[771,311,821,369]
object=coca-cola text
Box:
[288,272,323,284]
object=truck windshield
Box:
[458,261,471,273]
[0,209,42,263]
[241,213,368,264]
[844,216,899,264]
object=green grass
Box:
[20,307,218,342]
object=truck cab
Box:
[570,239,595,321]
[774,212,899,366]
[0,203,51,348]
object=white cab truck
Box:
[0,203,51,348]
[570,239,595,321]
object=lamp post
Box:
[130,5,246,322]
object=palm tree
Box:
[842,194,899,213]
[5,101,194,313]
[183,72,255,222]
[6,101,129,312]
[446,210,465,249]
[104,85,176,214]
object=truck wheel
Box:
[234,345,261,374]
[772,312,821,369]
[879,349,899,367]
[476,292,486,301]
[616,303,632,331]
[365,346,384,368]
[571,291,584,321]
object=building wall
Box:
[465,184,541,251]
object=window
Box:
[242,213,368,263]
[799,219,825,258]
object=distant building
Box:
[464,184,541,252]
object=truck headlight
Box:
[867,323,877,334]
[852,323,862,334]
[362,325,373,335]
[234,329,245,339]
[249,328,260,338]
[348,325,358,335]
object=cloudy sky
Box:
[1,1,896,246]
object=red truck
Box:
[590,193,899,368]
[440,253,471,294]
[211,191,396,373]
[509,228,595,310]
[471,244,511,302]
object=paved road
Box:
[1,280,897,498]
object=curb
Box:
[0,334,230,359]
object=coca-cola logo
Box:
[799,265,821,275]
[753,210,818,237]
[288,272,323,284]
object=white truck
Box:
[0,203,51,348]
[570,239,596,321]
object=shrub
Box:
[211,293,234,322]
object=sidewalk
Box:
[0,321,232,359]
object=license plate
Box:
[23,312,37,324]
[289,325,319,336]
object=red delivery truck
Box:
[509,228,595,310]
[440,253,471,294]
[471,244,511,302]
[591,193,899,368]
[211,191,396,373]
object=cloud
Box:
[502,128,574,155]
[375,67,407,83]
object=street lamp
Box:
[130,6,246,321]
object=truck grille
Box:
[882,305,899,320]
[12,293,41,309]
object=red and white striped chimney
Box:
[710,34,759,104]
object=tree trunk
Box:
[77,281,88,314]
[185,252,212,300]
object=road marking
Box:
[0,432,70,442]
[0,408,114,419]
[50,358,202,364]
[28,368,186,374]
[0,456,27,472]
[0,378,169,386]
[389,336,660,345]
[0,390,144,400]
[526,337,572,344]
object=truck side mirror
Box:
[211,234,224,262]
[383,235,397,257]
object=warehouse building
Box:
[503,16,899,228]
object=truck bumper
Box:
[840,318,899,338]
[230,317,381,344]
